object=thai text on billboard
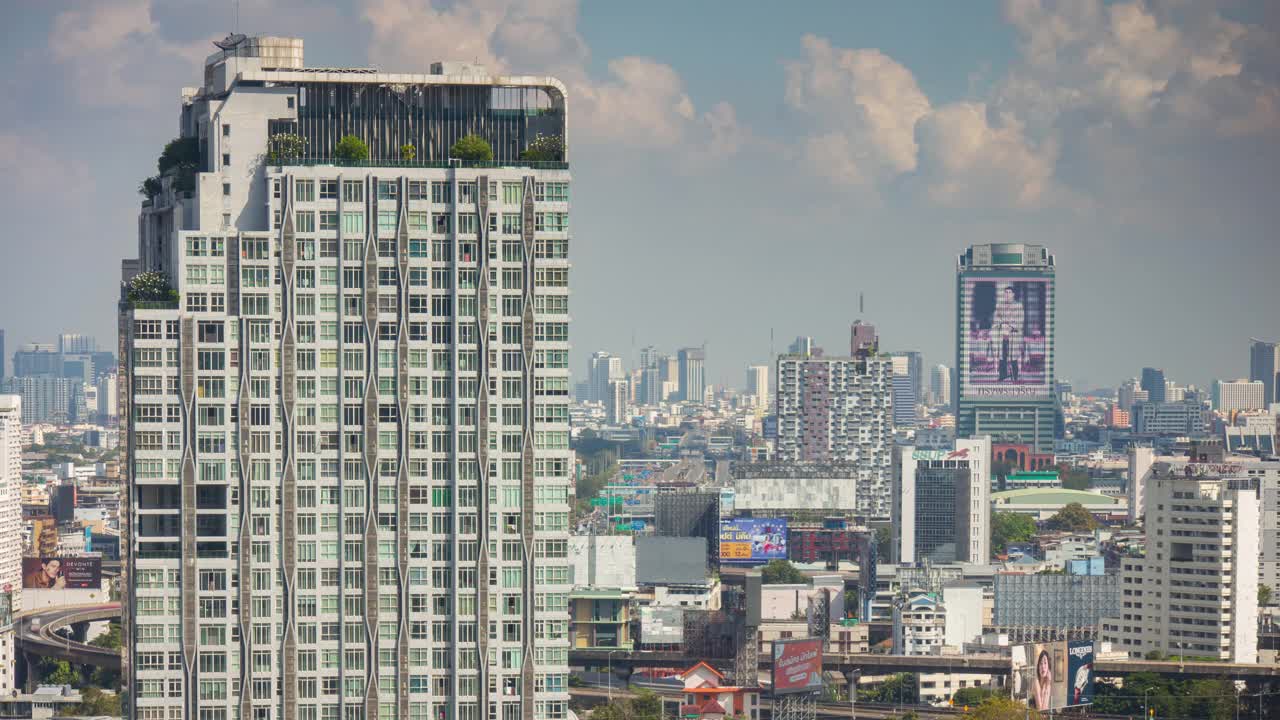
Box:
[719,518,787,563]
[962,277,1051,400]
[23,556,102,590]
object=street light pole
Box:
[607,649,619,702]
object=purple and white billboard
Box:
[962,277,1052,400]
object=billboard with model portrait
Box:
[1010,641,1068,711]
[962,277,1052,400]
[22,557,102,590]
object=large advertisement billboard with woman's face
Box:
[962,277,1052,400]
[1011,641,1067,711]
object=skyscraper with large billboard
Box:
[955,244,1056,454]
[119,36,571,720]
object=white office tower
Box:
[587,352,622,405]
[891,436,990,564]
[929,363,951,408]
[1126,446,1155,524]
[1103,463,1259,663]
[120,37,571,720]
[1212,379,1266,412]
[745,365,769,411]
[0,396,21,695]
[775,352,893,519]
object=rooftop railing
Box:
[278,158,569,171]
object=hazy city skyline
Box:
[3,1,1279,390]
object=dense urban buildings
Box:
[890,436,991,565]
[0,396,21,696]
[120,36,571,720]
[955,244,1056,454]
[774,347,894,519]
[1103,463,1259,663]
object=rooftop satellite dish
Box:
[214,33,247,51]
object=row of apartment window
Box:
[283,179,569,205]
[187,237,569,262]
[286,210,569,236]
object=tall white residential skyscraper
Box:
[775,352,893,519]
[929,363,951,408]
[0,396,21,696]
[745,365,769,411]
[891,436,990,565]
[1103,463,1259,663]
[120,37,571,720]
[587,352,622,404]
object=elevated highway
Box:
[14,603,121,690]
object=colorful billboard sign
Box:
[1011,641,1068,711]
[771,637,824,695]
[719,518,788,563]
[1066,640,1095,706]
[962,277,1052,400]
[22,556,102,590]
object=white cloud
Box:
[49,0,211,109]
[360,0,741,159]
[915,103,1058,208]
[784,35,930,186]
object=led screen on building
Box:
[719,518,788,563]
[22,556,102,589]
[962,277,1052,400]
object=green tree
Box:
[963,697,1041,720]
[70,687,123,715]
[400,143,417,161]
[1260,584,1274,606]
[267,132,307,164]
[43,659,79,686]
[588,689,661,720]
[334,134,369,162]
[90,621,122,650]
[991,511,1037,553]
[521,133,565,161]
[761,559,807,585]
[158,137,200,175]
[858,673,917,704]
[1046,502,1098,531]
[875,526,892,558]
[1057,463,1092,491]
[951,686,1000,708]
[126,271,179,304]
[138,175,162,199]
[451,134,493,162]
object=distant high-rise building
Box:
[96,373,119,423]
[930,364,952,408]
[891,351,924,408]
[1250,338,1280,406]
[1213,379,1266,412]
[788,336,816,357]
[1140,367,1167,404]
[1117,378,1147,413]
[889,355,917,428]
[588,351,623,404]
[605,379,629,424]
[0,396,20,696]
[1103,464,1259,662]
[1132,400,1208,436]
[1,376,81,424]
[677,347,706,404]
[12,344,59,377]
[57,334,95,354]
[119,37,571,718]
[638,346,661,406]
[775,352,893,518]
[955,244,1056,454]
[746,365,769,411]
[850,321,877,358]
[891,436,991,565]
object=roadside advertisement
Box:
[1066,640,1095,706]
[1011,641,1068,711]
[22,556,102,590]
[962,277,1052,400]
[719,518,788,563]
[772,637,824,695]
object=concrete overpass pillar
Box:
[20,651,38,694]
[70,621,90,643]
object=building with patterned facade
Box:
[119,36,571,720]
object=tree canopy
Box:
[451,134,493,162]
[521,133,565,161]
[334,134,369,162]
[991,511,1037,553]
[589,689,662,720]
[761,559,807,585]
[963,697,1041,720]
[1045,502,1098,531]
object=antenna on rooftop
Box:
[859,292,864,315]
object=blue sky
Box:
[2,1,1278,391]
